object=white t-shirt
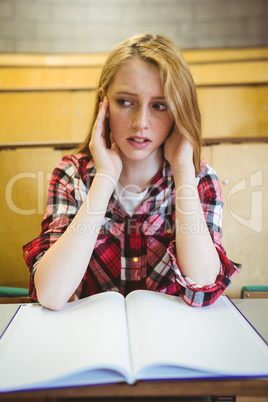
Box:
[114,182,149,217]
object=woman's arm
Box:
[35,98,122,310]
[164,132,220,287]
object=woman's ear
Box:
[98,87,104,102]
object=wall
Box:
[0,0,268,53]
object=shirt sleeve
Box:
[167,162,242,307]
[22,155,89,300]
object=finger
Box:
[99,97,108,121]
[93,98,108,137]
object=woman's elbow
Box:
[36,289,66,310]
[35,280,67,311]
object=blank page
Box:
[0,291,131,391]
[126,290,268,378]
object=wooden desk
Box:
[0,299,267,402]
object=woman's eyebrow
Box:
[114,91,136,96]
[114,90,166,100]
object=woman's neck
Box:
[118,149,164,193]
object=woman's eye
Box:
[117,99,132,107]
[152,103,168,111]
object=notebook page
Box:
[0,291,132,391]
[126,290,268,379]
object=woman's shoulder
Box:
[59,152,93,169]
[49,154,96,189]
[54,153,96,179]
[196,160,222,199]
[197,160,219,182]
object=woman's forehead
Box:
[108,58,163,95]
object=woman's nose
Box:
[132,106,149,130]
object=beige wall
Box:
[0,0,267,53]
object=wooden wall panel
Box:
[182,47,268,63]
[201,145,213,166]
[258,86,268,135]
[1,86,267,143]
[0,53,108,67]
[0,49,267,145]
[198,86,268,138]
[211,143,268,299]
[0,148,66,287]
[0,144,267,296]
[0,67,102,90]
[190,61,268,86]
[0,91,95,143]
[1,61,267,90]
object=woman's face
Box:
[106,58,174,164]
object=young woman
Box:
[23,33,241,310]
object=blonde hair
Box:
[78,33,201,174]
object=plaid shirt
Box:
[23,154,241,307]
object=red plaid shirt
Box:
[23,154,241,307]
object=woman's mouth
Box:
[127,136,151,148]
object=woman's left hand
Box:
[164,128,194,171]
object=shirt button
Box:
[166,228,171,234]
[167,176,172,181]
[133,257,139,262]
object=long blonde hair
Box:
[78,33,201,174]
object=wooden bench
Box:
[0,48,267,145]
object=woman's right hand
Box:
[89,97,122,183]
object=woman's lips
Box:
[127,136,151,149]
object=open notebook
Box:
[0,290,267,392]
